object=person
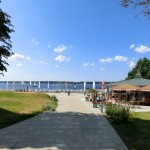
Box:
[89,93,92,101]
[85,92,89,101]
[84,91,86,96]
[97,95,101,103]
[112,91,115,99]
[92,94,97,108]
[97,96,104,113]
[68,90,70,96]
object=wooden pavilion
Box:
[110,84,140,102]
[140,85,150,104]
[108,71,150,104]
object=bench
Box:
[130,97,150,106]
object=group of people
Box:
[84,90,108,113]
[84,90,108,104]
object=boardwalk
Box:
[0,93,128,150]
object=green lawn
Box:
[111,112,150,150]
[0,91,58,129]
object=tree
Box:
[0,0,14,76]
[126,57,150,79]
[121,0,150,18]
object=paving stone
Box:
[0,142,16,149]
[0,93,128,150]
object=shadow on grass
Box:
[111,117,150,150]
[0,108,41,129]
[0,111,127,150]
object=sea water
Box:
[0,81,108,92]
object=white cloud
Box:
[128,61,136,68]
[90,63,95,66]
[99,58,113,63]
[83,63,95,66]
[48,44,51,48]
[100,68,106,70]
[16,63,23,67]
[26,56,31,60]
[55,55,71,62]
[9,53,31,62]
[40,61,48,65]
[9,53,24,61]
[114,56,128,62]
[130,44,135,49]
[31,37,39,45]
[83,63,89,66]
[134,45,150,53]
[53,44,68,53]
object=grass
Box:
[0,91,58,129]
[111,112,150,150]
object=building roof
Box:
[111,84,140,91]
[110,77,150,87]
[141,85,150,91]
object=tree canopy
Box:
[121,0,150,18]
[126,57,150,79]
[0,1,14,75]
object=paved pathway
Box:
[0,93,128,150]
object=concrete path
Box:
[54,93,100,113]
[0,93,128,150]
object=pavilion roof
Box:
[110,77,150,87]
[140,85,150,91]
[111,84,140,91]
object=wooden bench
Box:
[130,100,143,106]
[130,97,150,106]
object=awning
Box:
[140,85,150,91]
[111,84,140,91]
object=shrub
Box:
[50,95,58,101]
[42,95,58,111]
[105,102,131,123]
[42,102,51,111]
[42,102,55,111]
[105,103,117,117]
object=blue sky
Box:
[1,0,150,81]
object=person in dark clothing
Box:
[68,90,70,96]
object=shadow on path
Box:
[0,112,127,150]
[0,108,38,129]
